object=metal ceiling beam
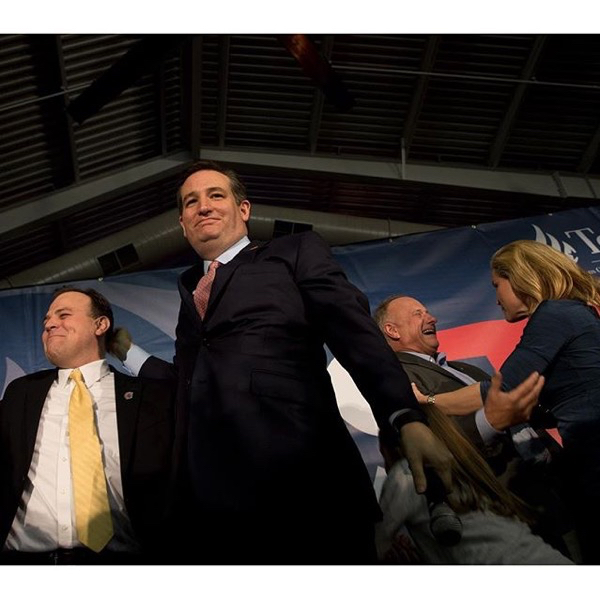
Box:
[54,34,80,184]
[489,35,547,168]
[0,151,192,238]
[156,55,167,155]
[3,148,600,240]
[217,35,231,148]
[200,148,600,200]
[189,35,203,159]
[401,34,440,157]
[579,121,600,174]
[308,35,334,154]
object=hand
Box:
[108,327,133,362]
[484,371,545,431]
[399,421,454,495]
[411,382,428,404]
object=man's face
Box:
[179,170,251,258]
[492,271,530,323]
[42,291,107,368]
[383,297,439,356]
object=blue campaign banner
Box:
[1,205,600,487]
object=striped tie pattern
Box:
[68,368,114,552]
[194,260,220,319]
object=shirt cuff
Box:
[122,344,151,376]
[390,408,428,431]
[475,407,505,445]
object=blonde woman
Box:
[414,239,600,563]
[376,401,572,564]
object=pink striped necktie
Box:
[194,260,220,319]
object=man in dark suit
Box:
[114,161,544,564]
[0,287,174,565]
[373,294,577,559]
[113,160,485,564]
[373,294,531,453]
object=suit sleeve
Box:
[294,231,423,428]
[137,301,189,381]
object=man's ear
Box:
[384,322,400,340]
[95,316,110,337]
[179,215,188,239]
[239,199,251,223]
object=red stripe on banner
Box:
[437,319,562,446]
[437,319,527,371]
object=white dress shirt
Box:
[4,359,140,552]
[124,235,251,376]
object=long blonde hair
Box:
[491,239,600,314]
[381,405,533,522]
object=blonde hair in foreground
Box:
[382,405,533,523]
[491,239,600,314]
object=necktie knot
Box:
[207,260,220,274]
[70,368,83,384]
[194,260,221,319]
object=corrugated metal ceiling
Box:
[1,33,599,282]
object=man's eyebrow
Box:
[42,307,70,323]
[183,186,226,200]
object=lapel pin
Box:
[124,391,134,400]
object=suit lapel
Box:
[179,263,203,311]
[23,371,57,461]
[396,352,468,384]
[113,370,141,477]
[204,242,261,320]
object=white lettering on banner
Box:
[532,224,600,274]
[533,225,579,262]
[564,228,600,254]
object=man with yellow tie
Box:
[0,287,175,565]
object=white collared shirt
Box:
[4,359,140,552]
[204,235,251,271]
[124,236,251,377]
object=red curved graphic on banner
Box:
[437,319,562,446]
[437,319,527,371]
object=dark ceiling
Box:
[1,33,600,284]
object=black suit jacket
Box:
[394,351,494,449]
[0,367,174,558]
[142,231,424,529]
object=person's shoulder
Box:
[2,368,55,396]
[530,299,598,334]
[265,230,324,248]
[396,351,425,361]
[113,369,175,401]
[535,299,590,317]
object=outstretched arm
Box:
[108,327,174,380]
[412,371,544,431]
[411,381,482,415]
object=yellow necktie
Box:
[68,368,114,552]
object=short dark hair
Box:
[176,160,247,214]
[373,294,408,329]
[51,286,114,348]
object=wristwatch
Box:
[427,394,436,405]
